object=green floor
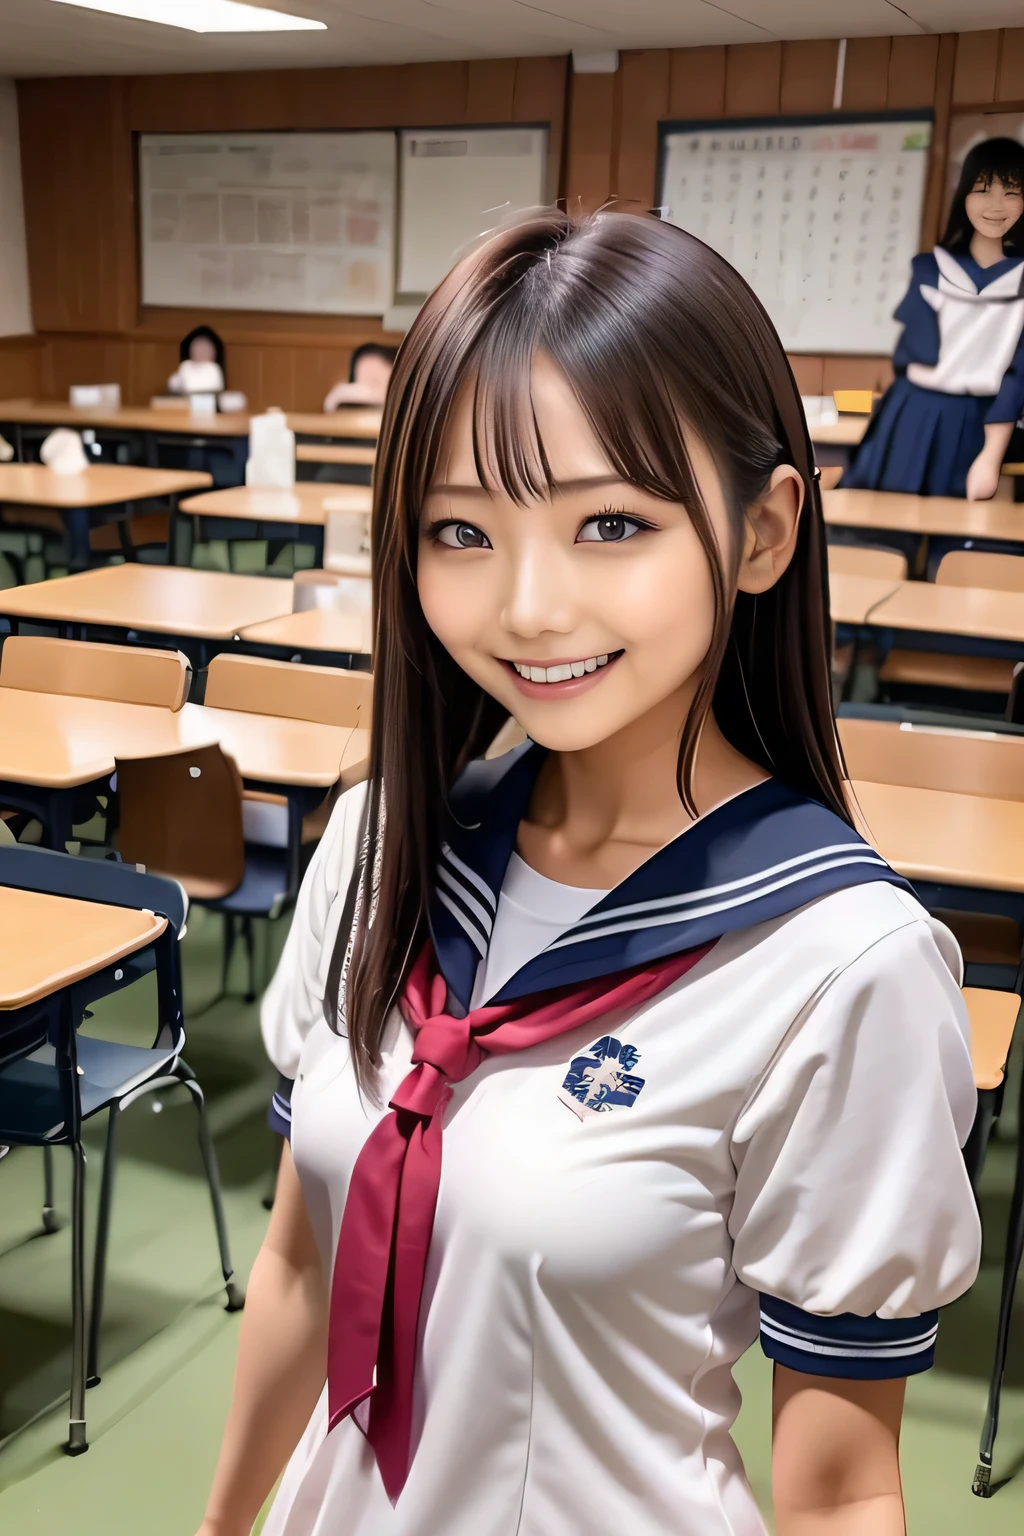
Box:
[0,907,1022,1534]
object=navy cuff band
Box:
[268,1073,293,1140]
[759,1294,938,1380]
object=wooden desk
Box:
[828,573,902,625]
[287,409,381,442]
[809,418,869,447]
[0,886,167,1009]
[0,398,251,439]
[0,688,369,791]
[238,605,373,661]
[868,580,1024,658]
[824,488,1024,545]
[178,483,370,524]
[0,564,292,650]
[852,778,1024,894]
[295,444,376,467]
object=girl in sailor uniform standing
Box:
[198,211,980,1536]
[844,137,1024,500]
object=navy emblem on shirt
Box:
[558,1035,646,1119]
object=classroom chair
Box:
[0,638,191,850]
[0,844,240,1454]
[879,550,1024,709]
[838,714,1024,990]
[88,510,171,561]
[963,987,1024,1497]
[826,545,908,581]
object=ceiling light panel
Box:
[49,0,325,31]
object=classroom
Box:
[1,4,1024,1534]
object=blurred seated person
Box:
[323,343,397,411]
[166,325,247,413]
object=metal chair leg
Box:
[242,916,256,1003]
[65,1141,88,1455]
[42,1143,59,1233]
[175,1061,244,1312]
[973,1072,1024,1496]
[86,1104,121,1387]
[221,913,237,995]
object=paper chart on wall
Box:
[659,116,932,355]
[139,132,396,316]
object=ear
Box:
[736,465,804,595]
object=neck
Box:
[522,682,768,886]
[969,230,1007,269]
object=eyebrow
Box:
[426,475,627,496]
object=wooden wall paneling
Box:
[919,35,958,250]
[615,52,670,209]
[668,47,726,120]
[841,37,892,111]
[43,334,134,399]
[780,40,840,116]
[0,336,45,400]
[130,338,178,403]
[952,30,1001,105]
[887,34,940,110]
[511,55,569,200]
[996,30,1024,102]
[465,59,517,123]
[566,71,616,212]
[18,77,137,333]
[821,355,895,395]
[724,43,782,118]
[787,354,825,395]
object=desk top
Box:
[867,580,1024,644]
[179,482,371,523]
[0,688,369,790]
[852,778,1024,893]
[0,463,211,509]
[239,605,373,655]
[828,572,903,625]
[0,398,251,438]
[0,887,167,1009]
[0,564,293,639]
[295,443,376,467]
[824,488,1024,542]
[288,409,381,441]
[808,417,869,447]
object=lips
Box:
[503,649,624,697]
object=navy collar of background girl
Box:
[430,741,912,1010]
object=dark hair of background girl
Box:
[349,342,399,381]
[941,137,1024,255]
[179,324,228,382]
[331,208,848,1090]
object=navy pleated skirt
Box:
[841,377,991,498]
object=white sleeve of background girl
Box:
[729,914,982,1379]
[260,782,368,1130]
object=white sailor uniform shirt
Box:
[261,769,981,1536]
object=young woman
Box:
[323,343,398,411]
[199,211,980,1536]
[844,136,1024,499]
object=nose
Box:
[500,525,577,640]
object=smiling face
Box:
[418,355,742,755]
[965,174,1024,244]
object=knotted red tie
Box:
[326,939,714,1501]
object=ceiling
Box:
[2,0,1023,77]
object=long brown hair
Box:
[333,208,846,1089]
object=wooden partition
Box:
[6,30,1024,410]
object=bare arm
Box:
[772,1367,906,1536]
[966,421,1014,500]
[196,1144,328,1536]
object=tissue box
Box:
[70,383,121,411]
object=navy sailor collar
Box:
[430,740,911,1010]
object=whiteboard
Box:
[397,127,548,296]
[658,114,932,354]
[139,132,396,316]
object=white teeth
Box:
[512,653,616,683]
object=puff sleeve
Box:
[261,782,367,1138]
[730,915,981,1379]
